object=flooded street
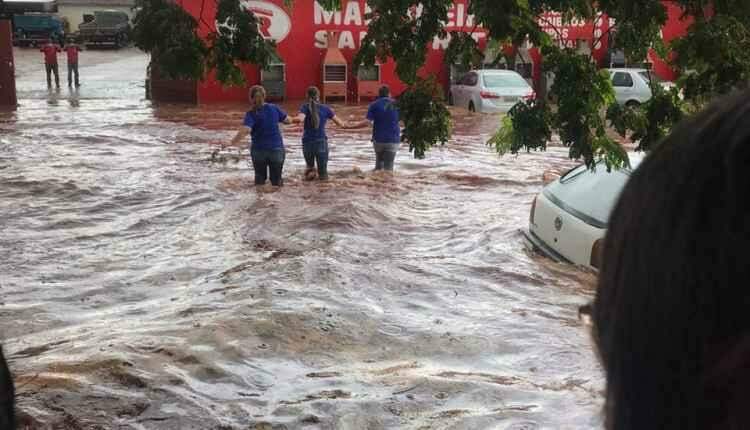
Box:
[1,48,603,429]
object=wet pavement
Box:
[1,48,602,429]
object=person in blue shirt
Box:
[292,86,348,181]
[351,85,402,172]
[230,85,294,186]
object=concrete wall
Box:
[57,5,134,33]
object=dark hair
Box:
[378,85,390,98]
[306,86,321,129]
[249,85,266,112]
[593,89,750,430]
[0,346,14,430]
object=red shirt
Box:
[40,44,61,64]
[65,45,80,64]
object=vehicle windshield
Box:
[547,157,641,226]
[483,74,529,88]
[94,12,124,25]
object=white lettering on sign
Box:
[313,1,486,50]
[240,0,292,42]
[314,2,342,25]
[340,30,356,49]
[343,2,362,26]
[444,3,479,29]
[432,32,487,50]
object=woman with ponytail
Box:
[231,85,294,186]
[294,86,348,181]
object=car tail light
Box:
[524,91,536,101]
[590,238,604,269]
[530,196,537,224]
[480,91,501,99]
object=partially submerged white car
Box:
[523,154,643,270]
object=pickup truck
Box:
[12,13,65,47]
[78,10,131,48]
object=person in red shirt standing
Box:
[39,39,62,89]
[65,40,81,88]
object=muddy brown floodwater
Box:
[1,48,602,429]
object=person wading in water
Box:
[292,86,349,181]
[230,86,294,187]
[350,85,402,172]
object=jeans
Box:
[68,62,79,87]
[373,142,399,171]
[303,139,329,180]
[45,63,60,88]
[251,148,285,186]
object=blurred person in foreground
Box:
[592,89,750,430]
[0,345,14,429]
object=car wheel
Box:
[626,100,641,109]
[468,101,476,113]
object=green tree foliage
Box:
[444,33,484,71]
[133,0,276,85]
[671,15,750,102]
[488,101,551,156]
[607,82,684,152]
[209,0,277,86]
[397,77,452,159]
[132,0,208,81]
[350,0,750,166]
[607,1,750,151]
[353,0,454,84]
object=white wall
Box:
[57,5,134,33]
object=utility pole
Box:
[0,0,18,110]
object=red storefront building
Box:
[174,0,692,104]
[0,0,693,107]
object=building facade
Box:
[173,0,690,103]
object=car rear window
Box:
[545,162,634,227]
[483,74,529,88]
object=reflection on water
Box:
[1,48,603,429]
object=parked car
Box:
[449,69,535,113]
[607,68,675,107]
[78,10,131,48]
[523,154,644,270]
[12,13,65,47]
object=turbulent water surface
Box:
[1,48,602,429]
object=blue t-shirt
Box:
[300,103,335,143]
[243,104,288,150]
[367,97,400,144]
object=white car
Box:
[449,69,535,113]
[523,154,643,270]
[608,68,674,107]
